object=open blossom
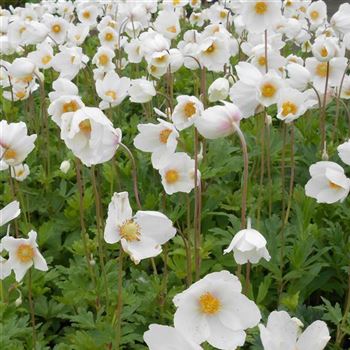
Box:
[10,163,30,182]
[92,46,115,71]
[173,271,261,350]
[144,324,203,350]
[0,201,20,227]
[305,161,350,204]
[195,102,242,139]
[337,140,350,166]
[0,120,37,166]
[60,107,121,167]
[134,119,179,169]
[259,311,330,350]
[104,192,176,264]
[172,95,204,131]
[224,219,271,264]
[1,230,48,282]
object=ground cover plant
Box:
[1,0,350,349]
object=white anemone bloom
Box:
[0,242,11,280]
[195,102,242,139]
[208,77,230,102]
[48,78,79,102]
[10,163,30,182]
[143,324,203,350]
[306,0,327,28]
[224,219,271,264]
[286,63,311,91]
[60,107,122,167]
[173,270,261,350]
[0,201,20,227]
[154,10,181,40]
[159,152,198,195]
[92,46,115,71]
[44,15,68,44]
[305,161,350,204]
[104,192,176,264]
[1,230,48,282]
[337,140,350,166]
[129,78,156,103]
[96,71,130,110]
[330,3,350,35]
[259,311,330,350]
[172,95,204,131]
[27,42,54,70]
[0,121,37,166]
[134,119,179,169]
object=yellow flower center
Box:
[99,54,109,66]
[41,55,52,65]
[165,169,180,184]
[62,100,79,113]
[220,10,227,19]
[167,25,177,33]
[258,56,266,66]
[105,32,114,41]
[320,47,328,57]
[20,75,33,84]
[205,43,216,54]
[282,101,298,116]
[119,220,141,241]
[173,0,181,5]
[261,83,277,98]
[52,24,61,33]
[329,181,342,190]
[106,90,117,100]
[286,0,292,7]
[3,148,17,160]
[83,11,90,19]
[310,10,319,20]
[191,0,198,4]
[199,292,221,315]
[16,169,25,177]
[15,91,26,99]
[255,1,268,15]
[155,55,167,64]
[316,62,328,77]
[79,119,92,134]
[183,102,196,118]
[16,244,34,263]
[159,129,172,144]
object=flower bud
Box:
[60,160,71,174]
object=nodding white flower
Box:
[129,78,156,104]
[163,0,189,10]
[44,15,68,44]
[96,15,119,32]
[144,324,203,350]
[0,121,37,166]
[8,57,36,80]
[51,46,89,80]
[96,71,130,110]
[146,50,170,68]
[49,78,79,102]
[208,77,230,102]
[92,46,115,71]
[305,57,348,91]
[27,42,54,69]
[67,23,90,47]
[60,160,71,174]
[125,39,143,64]
[168,48,184,73]
[190,12,205,26]
[104,192,176,264]
[257,72,285,107]
[338,140,350,166]
[159,152,198,195]
[98,27,119,49]
[286,63,311,91]
[0,242,11,280]
[276,88,314,123]
[330,3,350,35]
[77,4,100,27]
[0,201,20,227]
[1,230,48,282]
[250,45,286,74]
[147,63,168,79]
[198,36,230,72]
[206,3,231,25]
[224,219,271,264]
[195,102,242,140]
[259,311,330,350]
[171,96,204,131]
[134,119,179,170]
[48,95,85,127]
[60,107,122,167]
[173,270,261,350]
[312,37,341,62]
[154,10,181,40]
[307,0,327,28]
[240,1,282,33]
[139,30,170,60]
[125,21,143,38]
[10,163,30,182]
[305,161,350,204]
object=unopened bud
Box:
[15,296,22,307]
[322,142,329,160]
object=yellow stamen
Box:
[105,90,117,100]
[3,148,17,160]
[105,32,114,41]
[62,100,79,113]
[159,129,172,144]
[79,119,92,134]
[258,56,266,66]
[255,1,268,15]
[184,102,196,118]
[281,101,298,116]
[310,10,319,20]
[16,244,34,263]
[199,292,221,315]
[316,62,328,77]
[320,47,328,57]
[205,43,216,54]
[99,54,109,66]
[167,26,177,33]
[261,83,277,98]
[52,24,61,33]
[15,91,26,99]
[82,11,90,19]
[165,169,180,184]
[329,181,342,190]
[119,220,141,241]
[41,55,52,65]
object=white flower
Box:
[125,39,143,64]
[173,270,261,350]
[98,27,119,49]
[129,78,156,103]
[172,95,204,131]
[224,219,271,264]
[286,63,311,91]
[134,119,179,169]
[0,201,20,227]
[330,3,350,35]
[305,161,350,204]
[195,102,242,139]
[208,77,230,102]
[307,0,327,28]
[8,57,36,79]
[10,163,30,182]
[0,121,37,166]
[77,4,100,27]
[154,10,181,39]
[0,242,11,280]
[104,192,176,264]
[1,230,48,282]
[337,140,350,166]
[67,23,90,46]
[340,75,350,100]
[312,37,341,62]
[259,311,330,350]
[60,160,71,174]
[27,42,54,70]
[144,324,203,350]
[257,72,285,107]
[44,15,68,44]
[60,107,122,167]
[92,46,115,71]
[48,78,79,102]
